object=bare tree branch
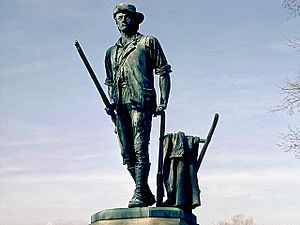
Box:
[287,37,300,53]
[216,215,254,225]
[272,76,300,115]
[278,126,300,158]
[282,0,300,18]
[276,1,300,158]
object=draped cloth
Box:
[162,131,201,211]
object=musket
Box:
[74,40,116,126]
[196,113,219,172]
[156,111,166,206]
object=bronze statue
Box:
[104,3,171,208]
[75,3,219,213]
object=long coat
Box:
[163,131,201,211]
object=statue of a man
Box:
[104,3,172,208]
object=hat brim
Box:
[114,10,144,24]
[132,12,144,24]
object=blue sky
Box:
[0,1,300,225]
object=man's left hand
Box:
[155,103,167,115]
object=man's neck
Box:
[120,31,137,46]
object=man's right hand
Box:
[105,104,116,115]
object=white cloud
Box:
[0,120,61,147]
[201,168,300,199]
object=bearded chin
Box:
[118,23,139,35]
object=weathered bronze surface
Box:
[104,3,171,208]
[161,114,219,211]
[75,3,219,212]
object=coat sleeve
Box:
[104,47,115,103]
[104,47,114,86]
[146,36,172,76]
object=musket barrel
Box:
[75,40,116,126]
[156,111,165,206]
[196,113,219,171]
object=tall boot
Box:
[141,164,156,207]
[144,184,156,207]
[128,164,145,207]
[127,165,155,207]
[128,164,156,207]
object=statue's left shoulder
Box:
[140,35,161,49]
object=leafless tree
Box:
[278,126,300,158]
[216,214,254,225]
[272,75,300,158]
[272,1,300,158]
[272,77,300,115]
[282,0,300,18]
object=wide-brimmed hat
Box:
[113,3,144,24]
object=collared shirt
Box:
[105,33,171,110]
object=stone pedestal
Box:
[91,207,198,225]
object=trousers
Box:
[116,104,153,166]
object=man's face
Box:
[115,12,136,33]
